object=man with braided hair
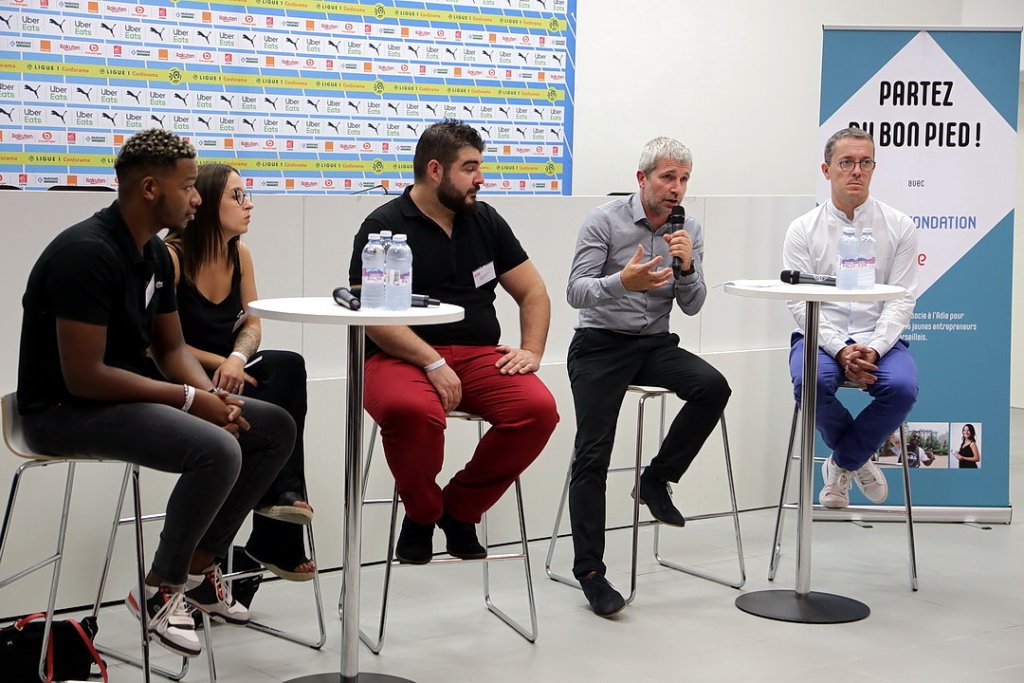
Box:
[17,129,295,657]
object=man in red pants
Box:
[348,119,558,564]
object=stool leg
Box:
[628,394,656,604]
[0,462,40,589]
[131,465,153,683]
[34,461,77,682]
[768,405,800,582]
[543,452,578,589]
[239,520,328,649]
[482,477,538,642]
[92,466,196,682]
[652,415,747,589]
[899,423,919,591]
[353,482,399,655]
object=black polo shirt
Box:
[17,201,177,414]
[348,186,528,354]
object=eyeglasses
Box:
[229,188,253,206]
[835,159,876,173]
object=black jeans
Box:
[567,329,730,579]
[22,397,295,585]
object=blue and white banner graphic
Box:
[819,27,1020,511]
[0,0,577,194]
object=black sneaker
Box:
[579,571,626,617]
[126,585,202,658]
[635,470,686,527]
[395,516,434,564]
[437,511,487,560]
[184,564,250,625]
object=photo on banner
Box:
[818,26,1019,513]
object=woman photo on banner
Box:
[165,162,317,582]
[953,423,981,470]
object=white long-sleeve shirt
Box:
[782,197,918,358]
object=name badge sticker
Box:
[472,261,497,288]
[144,275,156,308]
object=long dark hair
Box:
[960,423,976,447]
[165,162,239,284]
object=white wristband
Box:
[229,351,249,363]
[423,358,447,373]
[181,384,196,413]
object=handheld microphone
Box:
[668,205,686,278]
[332,287,361,310]
[780,270,836,286]
[411,294,441,307]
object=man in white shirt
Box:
[782,127,919,509]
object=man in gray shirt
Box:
[565,137,730,617]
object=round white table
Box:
[723,280,905,624]
[248,298,464,683]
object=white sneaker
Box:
[126,585,202,658]
[185,564,250,625]
[853,459,889,503]
[820,456,852,509]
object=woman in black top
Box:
[165,162,315,581]
[955,423,980,469]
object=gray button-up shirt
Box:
[567,193,707,335]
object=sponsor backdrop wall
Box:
[819,26,1020,515]
[0,0,576,194]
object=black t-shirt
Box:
[17,201,178,414]
[348,186,528,353]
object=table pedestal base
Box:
[286,673,416,683]
[735,590,870,624]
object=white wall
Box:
[572,0,965,197]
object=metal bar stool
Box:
[767,381,918,590]
[0,392,168,683]
[545,385,746,604]
[93,465,327,682]
[341,410,538,654]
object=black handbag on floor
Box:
[0,613,108,682]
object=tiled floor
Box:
[88,410,1022,683]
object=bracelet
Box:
[181,384,196,413]
[423,358,447,373]
[229,351,249,363]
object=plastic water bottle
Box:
[384,234,413,310]
[379,230,394,254]
[858,227,876,290]
[360,233,386,310]
[836,226,859,290]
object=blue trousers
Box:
[789,333,918,471]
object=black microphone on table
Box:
[668,205,686,278]
[332,287,442,310]
[780,270,836,286]
[333,287,361,310]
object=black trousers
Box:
[242,350,310,561]
[567,329,730,579]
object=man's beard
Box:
[438,175,478,215]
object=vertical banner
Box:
[819,26,1020,516]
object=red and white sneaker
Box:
[126,585,202,658]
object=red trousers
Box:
[364,345,559,524]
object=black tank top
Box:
[958,442,979,469]
[171,243,246,358]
